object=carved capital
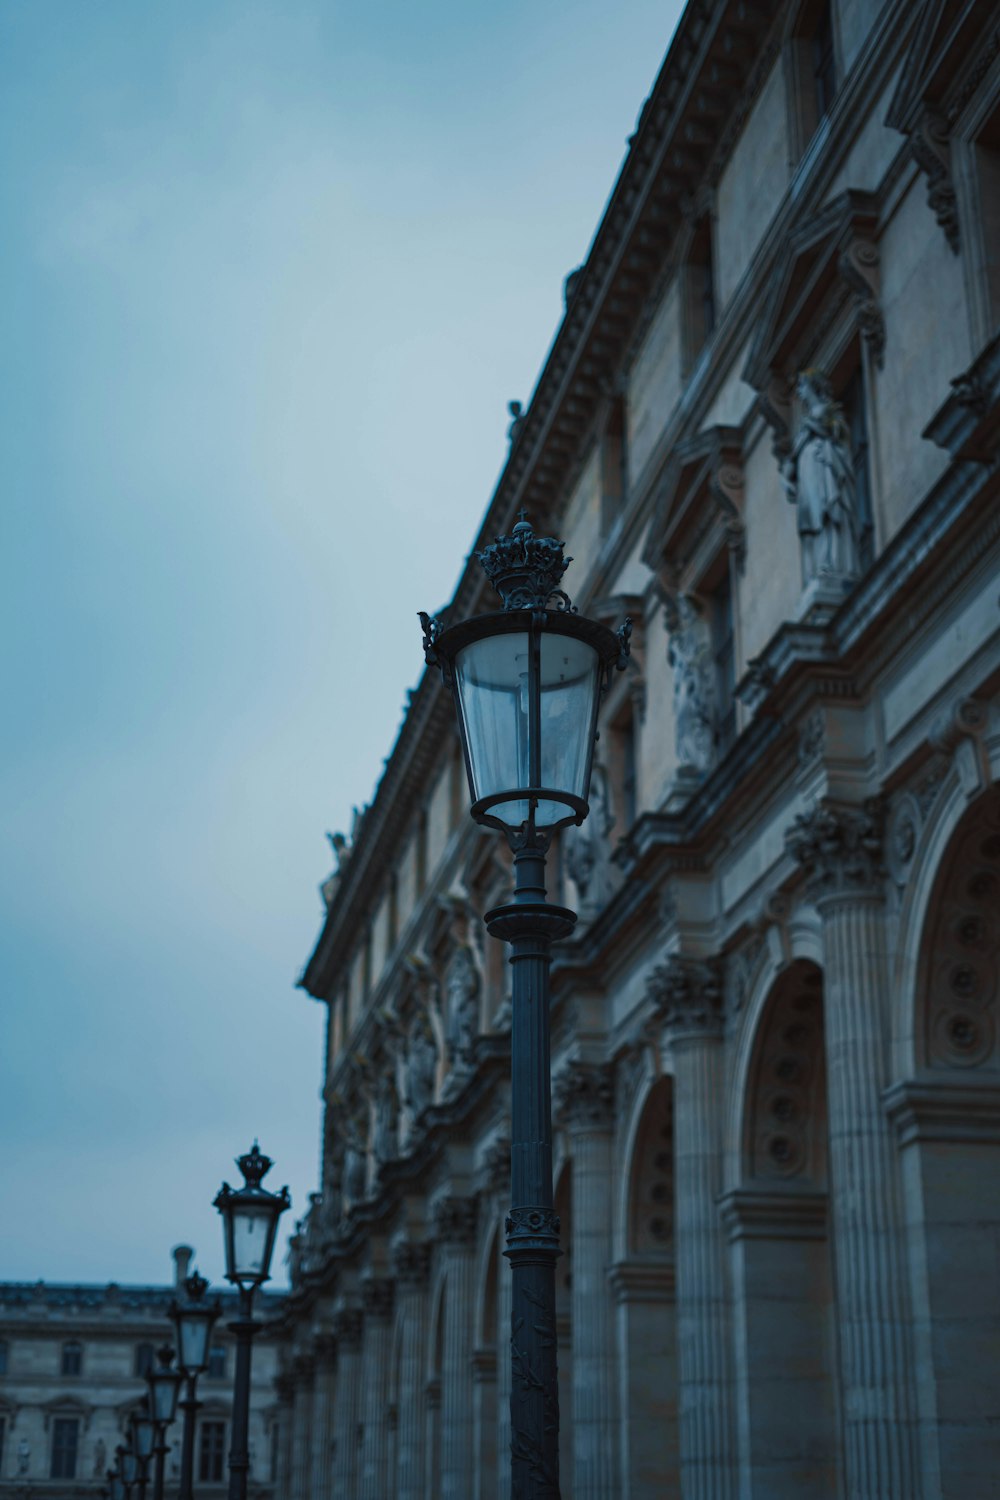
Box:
[432,1193,478,1246]
[391,1239,431,1287]
[786,798,885,904]
[333,1307,363,1348]
[646,956,724,1043]
[478,1134,511,1194]
[292,1353,315,1386]
[361,1276,394,1321]
[553,1062,616,1130]
[312,1333,337,1370]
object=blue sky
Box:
[0,0,682,1287]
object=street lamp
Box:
[214,1143,289,1500]
[129,1400,155,1500]
[421,515,630,1498]
[170,1270,221,1500]
[107,1466,125,1500]
[118,1441,139,1497]
[146,1345,183,1500]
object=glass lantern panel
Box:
[178,1315,211,1373]
[535,631,601,826]
[150,1373,179,1425]
[232,1204,274,1280]
[454,632,531,825]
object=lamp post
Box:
[146,1346,183,1500]
[421,515,630,1498]
[107,1465,125,1500]
[130,1401,155,1500]
[214,1143,290,1500]
[170,1271,221,1500]
[118,1441,139,1498]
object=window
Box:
[710,569,737,754]
[0,1340,8,1375]
[134,1342,155,1377]
[683,216,716,369]
[50,1417,79,1479]
[61,1340,83,1377]
[206,1344,227,1380]
[600,394,628,531]
[786,0,840,157]
[199,1420,227,1482]
[840,368,874,570]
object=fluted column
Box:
[433,1194,478,1500]
[310,1334,337,1500]
[392,1239,431,1500]
[788,801,919,1498]
[359,1277,395,1500]
[273,1371,295,1497]
[554,1062,619,1500]
[649,958,734,1500]
[330,1308,363,1500]
[290,1355,315,1500]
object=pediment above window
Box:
[641,425,746,589]
[743,191,883,454]
[42,1395,93,1431]
[886,0,995,134]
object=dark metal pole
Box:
[178,1376,199,1500]
[227,1285,256,1500]
[151,1438,167,1500]
[487,827,575,1500]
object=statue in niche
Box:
[17,1439,29,1476]
[667,594,716,774]
[782,369,862,581]
[564,761,615,916]
[373,1071,399,1170]
[93,1440,106,1479]
[446,945,481,1071]
[405,1009,438,1119]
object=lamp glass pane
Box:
[536,631,602,825]
[454,632,530,824]
[120,1452,138,1483]
[149,1371,179,1425]
[178,1314,210,1373]
[132,1415,155,1461]
[232,1204,274,1281]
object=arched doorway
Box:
[727,959,837,1499]
[613,1076,677,1499]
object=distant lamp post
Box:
[421,515,630,1498]
[107,1466,126,1500]
[146,1344,183,1500]
[170,1270,221,1500]
[214,1143,290,1500]
[130,1401,155,1499]
[118,1441,139,1498]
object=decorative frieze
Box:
[786,798,885,904]
[646,956,724,1043]
[553,1062,616,1130]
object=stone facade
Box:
[0,1249,283,1496]
[280,1,1000,1496]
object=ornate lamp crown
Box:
[237,1141,272,1188]
[183,1271,209,1302]
[154,1344,176,1369]
[476,513,575,612]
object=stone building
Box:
[0,1249,283,1496]
[278,0,1000,1496]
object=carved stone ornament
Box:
[391,1239,431,1288]
[333,1307,363,1349]
[885,791,921,889]
[786,798,885,903]
[361,1276,395,1321]
[666,593,718,774]
[646,956,725,1042]
[432,1193,478,1246]
[781,371,865,583]
[838,239,885,367]
[910,111,960,253]
[552,1061,616,1130]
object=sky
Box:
[0,0,683,1289]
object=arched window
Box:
[60,1341,83,1378]
[134,1343,155,1377]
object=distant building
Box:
[0,1248,283,1496]
[277,0,1000,1497]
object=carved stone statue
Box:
[93,1438,106,1478]
[782,369,862,581]
[667,594,716,774]
[373,1072,399,1170]
[564,761,615,916]
[446,945,481,1071]
[405,1010,438,1118]
[17,1439,29,1476]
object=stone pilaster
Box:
[648,956,735,1500]
[392,1239,432,1500]
[788,800,919,1497]
[433,1193,478,1500]
[290,1354,315,1500]
[330,1308,362,1500]
[273,1370,295,1497]
[554,1062,619,1500]
[359,1277,395,1500]
[310,1334,337,1500]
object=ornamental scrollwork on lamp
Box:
[786,797,885,903]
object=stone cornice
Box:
[719,1187,828,1241]
[607,1257,675,1303]
[885,1076,1000,1146]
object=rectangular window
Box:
[711,570,736,754]
[61,1341,83,1377]
[51,1417,79,1479]
[199,1420,227,1483]
[206,1344,227,1380]
[600,395,628,531]
[841,368,874,570]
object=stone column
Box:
[554,1062,619,1500]
[290,1354,315,1499]
[433,1193,478,1500]
[273,1370,295,1497]
[310,1334,337,1500]
[648,957,735,1500]
[788,800,919,1497]
[392,1239,431,1500]
[330,1308,363,1500]
[359,1276,395,1500]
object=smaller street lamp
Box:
[214,1143,289,1500]
[170,1271,221,1500]
[130,1399,155,1499]
[146,1344,183,1500]
[107,1466,125,1500]
[118,1441,138,1497]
